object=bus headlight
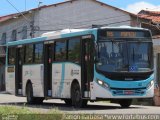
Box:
[97,79,103,85]
[147,80,154,89]
[97,79,110,89]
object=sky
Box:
[0,0,160,16]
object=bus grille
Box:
[111,89,145,96]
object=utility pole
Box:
[30,21,35,38]
[29,0,42,38]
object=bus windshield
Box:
[96,39,153,73]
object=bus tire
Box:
[35,97,44,104]
[26,83,36,104]
[64,99,72,106]
[119,99,132,108]
[71,82,88,108]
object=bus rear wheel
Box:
[119,99,132,108]
[71,82,88,108]
[26,83,36,104]
[26,83,44,104]
[35,97,44,104]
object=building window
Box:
[55,40,67,61]
[25,44,33,64]
[1,33,6,44]
[22,26,27,39]
[68,38,81,63]
[11,30,17,41]
[8,47,15,65]
[34,43,43,63]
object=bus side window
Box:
[8,47,16,65]
[24,44,33,64]
[68,38,81,63]
[34,43,43,64]
[55,40,67,61]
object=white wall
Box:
[34,0,131,36]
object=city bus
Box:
[5,26,154,108]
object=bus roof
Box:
[7,37,47,46]
[7,28,96,46]
[7,26,149,46]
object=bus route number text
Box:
[107,31,136,38]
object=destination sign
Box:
[99,30,151,39]
[107,31,136,38]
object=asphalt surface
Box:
[0,93,160,114]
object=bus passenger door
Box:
[81,36,94,98]
[44,43,53,97]
[15,47,23,95]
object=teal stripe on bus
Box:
[7,37,47,46]
[59,63,65,97]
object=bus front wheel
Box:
[71,82,88,108]
[64,99,72,106]
[119,99,132,108]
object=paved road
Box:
[0,93,160,114]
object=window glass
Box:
[68,38,80,63]
[22,26,27,39]
[1,33,6,44]
[55,40,66,61]
[34,43,43,63]
[8,47,15,65]
[11,30,17,41]
[25,44,33,64]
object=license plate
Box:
[124,90,134,95]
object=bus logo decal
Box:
[71,70,79,76]
[24,70,33,76]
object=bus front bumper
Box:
[90,81,154,100]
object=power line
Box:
[0,16,132,32]
[0,10,132,34]
[5,0,30,23]
[37,14,130,28]
[5,0,37,38]
[39,18,132,30]
[30,19,132,32]
[1,19,133,35]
